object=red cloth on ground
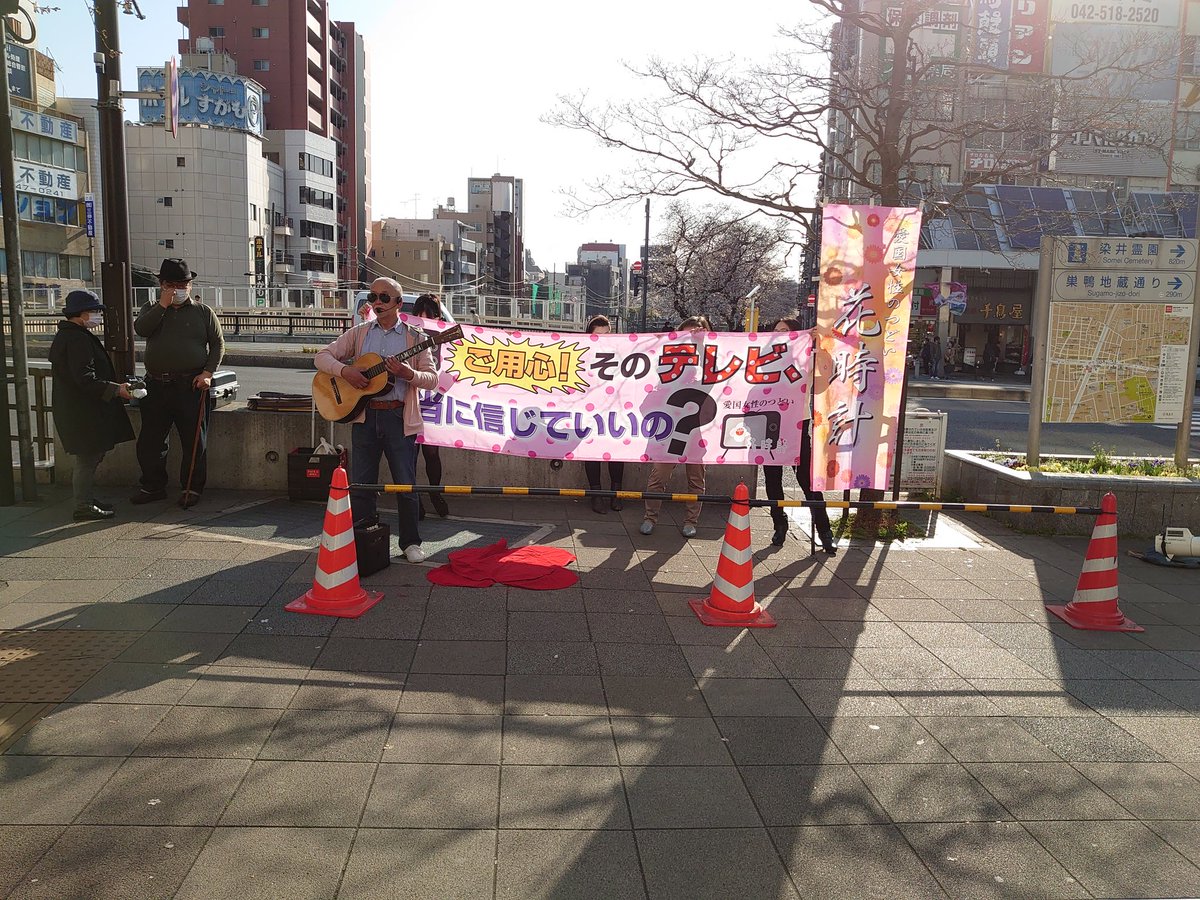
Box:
[426,539,578,590]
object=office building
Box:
[1,11,97,308]
[821,0,1198,372]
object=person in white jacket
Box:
[315,277,438,562]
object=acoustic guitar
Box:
[312,324,463,423]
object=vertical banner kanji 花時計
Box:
[811,205,921,490]
[402,318,814,465]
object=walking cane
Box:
[181,382,207,507]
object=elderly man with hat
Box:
[131,258,225,508]
[48,289,135,521]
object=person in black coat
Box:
[48,290,134,521]
[761,317,836,554]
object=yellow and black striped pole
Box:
[352,483,1102,517]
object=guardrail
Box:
[22,313,353,338]
[7,362,55,477]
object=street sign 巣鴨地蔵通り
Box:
[1054,237,1198,271]
[1052,270,1193,302]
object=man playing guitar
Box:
[314,277,438,562]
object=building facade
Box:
[176,0,371,284]
[437,174,524,295]
[262,130,338,288]
[124,120,283,289]
[369,216,480,292]
[820,0,1199,375]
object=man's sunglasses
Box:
[367,291,399,303]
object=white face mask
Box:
[172,288,190,305]
[87,312,104,329]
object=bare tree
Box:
[547,1,1179,225]
[649,202,793,330]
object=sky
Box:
[40,0,813,272]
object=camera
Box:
[127,377,148,400]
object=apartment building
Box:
[176,0,370,284]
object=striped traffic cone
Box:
[1046,492,1142,633]
[689,482,776,628]
[286,466,383,619]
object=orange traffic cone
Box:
[689,482,776,628]
[286,466,383,619]
[1046,492,1142,633]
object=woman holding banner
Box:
[581,315,627,514]
[762,317,837,554]
[640,315,711,539]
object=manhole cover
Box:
[189,500,553,564]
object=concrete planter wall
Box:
[53,404,758,501]
[942,449,1200,536]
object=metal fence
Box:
[7,363,54,476]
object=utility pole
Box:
[94,0,137,379]
[640,198,650,332]
[0,4,37,501]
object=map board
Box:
[1042,236,1199,425]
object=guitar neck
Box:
[359,338,433,379]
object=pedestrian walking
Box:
[581,315,627,514]
[411,293,450,519]
[49,290,135,521]
[131,258,225,509]
[315,277,438,562]
[640,315,711,539]
[760,317,836,553]
[932,335,944,379]
[919,334,934,379]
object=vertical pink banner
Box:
[811,204,921,491]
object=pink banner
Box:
[811,205,921,491]
[404,318,813,465]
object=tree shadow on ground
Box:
[1,487,1199,898]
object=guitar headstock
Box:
[435,324,464,345]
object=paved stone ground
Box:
[1,484,1199,900]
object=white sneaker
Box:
[681,524,697,538]
[403,544,426,563]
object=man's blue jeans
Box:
[350,408,421,549]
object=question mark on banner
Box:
[666,388,717,457]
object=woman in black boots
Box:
[762,317,836,554]
[411,294,450,518]
[581,315,626,514]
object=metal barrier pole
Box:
[350,483,1103,517]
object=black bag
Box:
[355,522,391,576]
[287,446,348,501]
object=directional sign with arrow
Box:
[1052,270,1194,302]
[1054,238,1197,271]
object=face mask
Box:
[87,313,104,329]
[172,289,189,305]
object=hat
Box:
[157,258,197,282]
[63,289,105,318]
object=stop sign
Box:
[631,260,644,273]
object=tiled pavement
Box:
[1,487,1199,899]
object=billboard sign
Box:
[137,67,264,136]
[4,43,32,100]
[84,192,95,238]
[10,107,79,143]
[1010,0,1050,71]
[1050,0,1179,26]
[13,161,79,200]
